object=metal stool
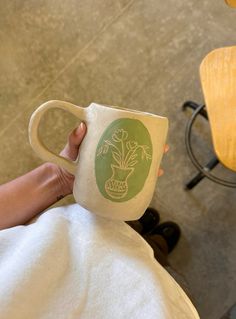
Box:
[182,100,236,190]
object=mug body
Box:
[73,103,168,221]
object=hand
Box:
[56,122,87,196]
[0,122,87,229]
[56,123,167,197]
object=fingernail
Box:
[80,122,85,130]
[164,144,169,153]
[158,169,164,177]
[76,122,85,135]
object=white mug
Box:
[29,100,168,221]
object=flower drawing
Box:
[96,128,152,200]
[97,128,152,169]
[112,129,128,142]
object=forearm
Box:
[0,163,66,230]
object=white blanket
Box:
[0,204,199,319]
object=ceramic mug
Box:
[28,100,168,221]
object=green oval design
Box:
[95,118,153,202]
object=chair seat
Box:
[200,46,236,172]
[225,0,236,7]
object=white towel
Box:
[0,204,199,319]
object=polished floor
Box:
[0,1,236,318]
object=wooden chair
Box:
[225,0,236,7]
[182,46,236,189]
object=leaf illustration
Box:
[97,146,104,157]
[140,145,151,161]
[122,130,128,141]
[142,150,152,160]
[126,141,138,150]
[129,154,138,161]
[141,150,144,160]
[126,153,138,166]
[103,144,109,154]
[123,149,132,166]
[112,151,121,165]
[105,139,113,146]
[128,160,138,167]
[112,129,128,143]
[145,153,152,160]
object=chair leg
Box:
[185,171,205,190]
[182,100,200,111]
[185,156,219,190]
[182,101,208,120]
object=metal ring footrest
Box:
[185,104,236,188]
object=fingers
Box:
[61,128,168,175]
[60,122,87,161]
[158,144,169,177]
[158,168,164,177]
[164,144,169,153]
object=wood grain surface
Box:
[200,46,236,171]
[225,0,236,8]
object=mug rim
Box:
[89,102,167,120]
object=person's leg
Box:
[126,208,180,267]
[142,233,169,266]
[126,207,160,235]
[144,220,194,302]
[127,209,196,302]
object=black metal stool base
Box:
[182,100,236,189]
[182,101,208,120]
[184,156,219,190]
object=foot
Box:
[138,207,160,234]
[150,221,181,253]
[126,207,160,235]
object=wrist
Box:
[43,162,73,199]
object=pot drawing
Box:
[96,128,152,199]
[105,165,134,199]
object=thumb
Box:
[60,122,87,161]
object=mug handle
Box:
[28,100,86,175]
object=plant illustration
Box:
[96,128,152,199]
[97,128,152,168]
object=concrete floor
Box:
[0,1,236,318]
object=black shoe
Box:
[150,221,181,253]
[138,207,160,234]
